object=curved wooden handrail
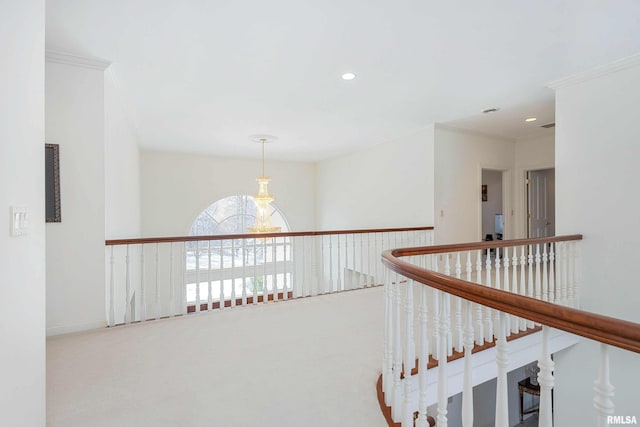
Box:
[382,234,640,354]
[105,226,434,246]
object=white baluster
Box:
[140,245,146,321]
[328,234,334,293]
[493,249,501,339]
[368,233,373,286]
[559,242,567,305]
[494,311,509,427]
[263,238,268,303]
[432,256,440,361]
[444,254,453,357]
[527,245,535,328]
[519,245,527,331]
[502,247,511,337]
[300,236,306,297]
[511,247,520,335]
[549,243,555,303]
[454,253,463,352]
[535,244,542,301]
[416,285,430,427]
[109,246,115,326]
[283,238,289,300]
[437,291,450,427]
[170,243,175,316]
[231,239,236,307]
[181,242,187,315]
[125,244,131,323]
[402,280,415,427]
[484,248,493,341]
[392,273,404,421]
[594,343,615,427]
[573,241,581,307]
[195,243,201,313]
[475,250,484,345]
[336,234,342,291]
[568,242,576,307]
[242,239,247,305]
[207,241,213,310]
[154,243,159,318]
[218,240,224,309]
[383,268,394,402]
[462,300,474,427]
[538,326,555,427]
[542,243,549,302]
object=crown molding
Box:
[548,53,640,90]
[45,50,111,71]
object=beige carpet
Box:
[47,287,388,427]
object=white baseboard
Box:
[47,320,107,336]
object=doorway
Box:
[526,168,555,238]
[482,169,505,241]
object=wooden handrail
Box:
[382,234,640,354]
[105,226,434,246]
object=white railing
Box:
[380,235,640,426]
[105,226,433,326]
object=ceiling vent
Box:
[541,123,555,128]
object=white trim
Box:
[45,50,111,71]
[47,320,108,336]
[548,53,640,90]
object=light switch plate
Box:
[10,206,29,236]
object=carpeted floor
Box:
[47,287,388,427]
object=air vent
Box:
[541,123,555,128]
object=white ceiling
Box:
[46,0,640,162]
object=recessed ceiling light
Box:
[525,117,537,122]
[341,72,356,81]
[482,108,500,114]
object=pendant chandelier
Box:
[247,135,281,233]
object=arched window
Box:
[185,195,292,307]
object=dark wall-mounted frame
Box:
[45,143,61,222]
[481,184,488,202]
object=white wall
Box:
[434,125,515,244]
[481,169,503,239]
[513,131,555,238]
[105,70,141,238]
[46,60,107,335]
[316,126,435,230]
[0,1,46,424]
[140,150,316,236]
[553,57,640,426]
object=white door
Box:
[527,168,555,238]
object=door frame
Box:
[478,165,511,242]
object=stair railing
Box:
[381,234,640,427]
[104,226,433,326]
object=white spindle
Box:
[336,234,342,291]
[252,238,258,303]
[444,254,453,357]
[170,243,175,316]
[437,291,450,427]
[594,343,615,427]
[402,280,415,427]
[502,247,510,336]
[535,244,542,300]
[283,238,289,300]
[454,253,463,352]
[140,245,146,321]
[155,243,159,318]
[416,285,430,427]
[328,235,334,293]
[559,242,567,305]
[231,239,236,307]
[207,241,213,310]
[242,239,247,305]
[494,311,509,427]
[195,244,201,313]
[383,268,394,402]
[549,243,556,303]
[219,240,224,309]
[392,273,403,420]
[181,243,187,314]
[568,242,576,307]
[368,233,373,286]
[542,243,549,302]
[125,245,131,323]
[519,246,527,331]
[432,256,440,361]
[462,300,474,427]
[272,237,278,301]
[527,245,534,328]
[538,326,555,427]
[493,249,501,340]
[109,246,115,326]
[475,250,484,344]
[511,246,520,335]
[484,249,493,342]
[263,238,268,303]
